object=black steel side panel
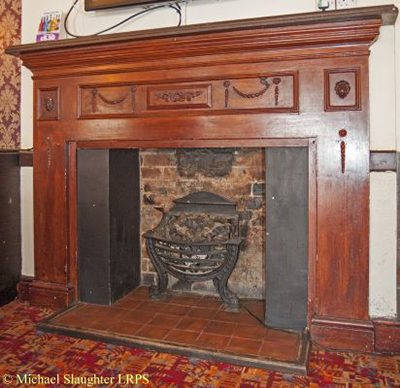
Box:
[109,149,141,303]
[265,147,308,330]
[78,149,111,304]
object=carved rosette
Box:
[335,80,351,99]
[38,87,59,120]
[45,97,55,112]
[325,68,360,111]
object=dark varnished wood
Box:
[19,149,34,167]
[311,316,374,352]
[373,319,400,353]
[0,152,21,306]
[18,275,33,301]
[6,6,398,351]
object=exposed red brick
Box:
[142,154,176,166]
[141,167,162,179]
[140,148,265,299]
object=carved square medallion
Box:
[38,87,59,121]
[325,68,360,111]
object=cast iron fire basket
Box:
[143,191,242,310]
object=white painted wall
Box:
[20,0,399,317]
[370,172,397,316]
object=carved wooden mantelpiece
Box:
[7,5,398,352]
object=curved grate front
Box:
[143,191,242,310]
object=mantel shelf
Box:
[6,5,398,58]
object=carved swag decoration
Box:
[92,86,137,112]
[224,77,282,108]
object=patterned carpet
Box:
[1,300,399,387]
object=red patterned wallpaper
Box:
[0,0,21,149]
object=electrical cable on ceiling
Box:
[64,0,183,38]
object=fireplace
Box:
[75,145,310,329]
[6,4,398,358]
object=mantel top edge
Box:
[6,4,398,58]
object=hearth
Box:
[38,286,310,374]
[144,191,242,309]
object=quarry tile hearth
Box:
[39,286,310,375]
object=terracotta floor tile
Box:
[238,312,262,326]
[100,307,134,320]
[114,298,143,309]
[135,325,170,340]
[148,313,182,329]
[241,300,265,319]
[168,295,202,306]
[226,337,262,356]
[55,312,90,327]
[213,310,243,323]
[93,307,124,321]
[175,317,208,332]
[118,310,155,324]
[160,303,189,316]
[83,319,113,331]
[124,287,152,300]
[171,291,203,300]
[187,308,217,320]
[164,330,199,345]
[260,340,298,361]
[204,321,237,336]
[136,300,168,313]
[264,329,300,344]
[76,304,107,315]
[233,323,268,340]
[195,333,230,350]
[107,321,142,336]
[195,298,223,309]
[56,313,110,331]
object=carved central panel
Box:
[147,84,212,110]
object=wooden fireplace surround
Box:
[7,5,399,352]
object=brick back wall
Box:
[140,148,265,299]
